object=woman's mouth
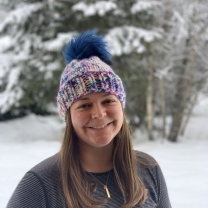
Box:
[91,124,108,129]
[87,122,113,129]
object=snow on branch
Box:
[172,10,189,42]
[0,54,11,80]
[0,36,13,52]
[154,63,174,79]
[0,66,23,113]
[194,46,208,66]
[44,32,77,51]
[105,26,162,56]
[72,1,117,16]
[131,0,162,14]
[0,3,43,32]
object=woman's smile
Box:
[86,121,113,129]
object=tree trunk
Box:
[146,45,154,140]
[179,7,197,136]
[158,77,166,138]
[168,78,185,142]
[168,56,188,142]
[156,0,169,139]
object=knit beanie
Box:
[57,31,126,120]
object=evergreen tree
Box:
[0,0,76,119]
[0,0,162,125]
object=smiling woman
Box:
[7,31,172,208]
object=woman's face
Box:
[70,92,123,148]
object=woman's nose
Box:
[91,104,106,119]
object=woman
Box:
[7,31,171,208]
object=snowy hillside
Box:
[0,97,208,208]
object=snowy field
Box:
[0,97,208,208]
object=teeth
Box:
[91,124,107,129]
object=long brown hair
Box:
[59,110,149,208]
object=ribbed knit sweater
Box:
[7,151,171,208]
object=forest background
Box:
[0,0,208,142]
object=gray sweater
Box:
[7,152,171,208]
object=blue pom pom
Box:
[63,30,112,65]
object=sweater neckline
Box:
[86,168,114,176]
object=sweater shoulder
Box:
[134,150,158,166]
[7,154,66,207]
[29,153,59,177]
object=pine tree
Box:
[0,0,163,125]
[0,0,77,120]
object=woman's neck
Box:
[78,142,114,173]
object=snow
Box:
[0,29,62,113]
[44,32,77,51]
[0,66,23,113]
[0,99,208,208]
[131,0,162,14]
[105,26,162,55]
[0,3,43,32]
[0,53,11,78]
[72,1,117,17]
[0,36,13,53]
[0,9,6,21]
[173,10,189,41]
[0,114,65,143]
[0,33,45,114]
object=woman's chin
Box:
[88,136,113,148]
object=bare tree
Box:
[146,43,154,140]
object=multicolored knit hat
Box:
[57,31,126,119]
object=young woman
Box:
[7,31,172,208]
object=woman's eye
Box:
[78,104,90,109]
[104,99,115,104]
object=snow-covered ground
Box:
[0,97,208,208]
